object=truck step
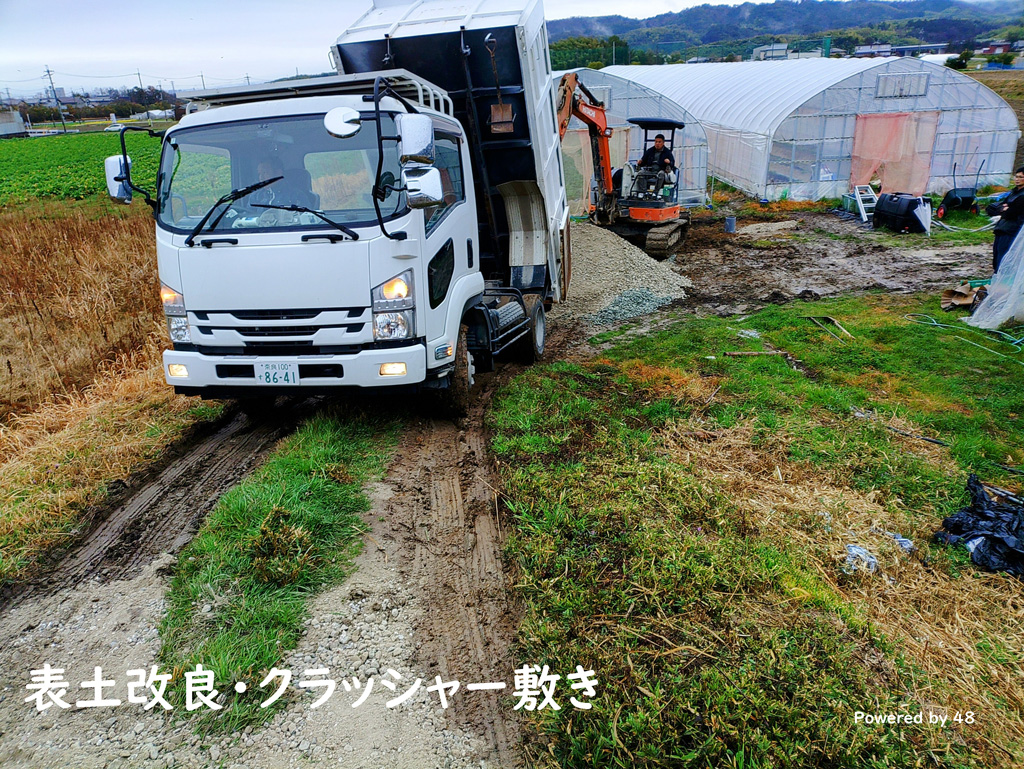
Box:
[492,300,526,333]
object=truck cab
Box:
[104,0,568,413]
[142,78,486,401]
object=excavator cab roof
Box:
[627,118,687,131]
[629,118,686,149]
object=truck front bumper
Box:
[163,344,428,395]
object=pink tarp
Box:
[850,111,939,195]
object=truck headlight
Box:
[372,270,414,312]
[160,284,186,316]
[372,271,414,340]
[373,310,414,341]
[167,315,191,343]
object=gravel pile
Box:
[551,222,691,326]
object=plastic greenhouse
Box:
[554,68,708,214]
[604,58,1020,201]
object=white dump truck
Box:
[105,0,569,413]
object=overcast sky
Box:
[0,0,777,99]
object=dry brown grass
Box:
[0,329,213,582]
[0,201,160,421]
[657,415,1024,755]
[967,71,1024,170]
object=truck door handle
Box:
[200,238,239,248]
[301,233,350,243]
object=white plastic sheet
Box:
[606,58,1019,201]
[965,231,1024,329]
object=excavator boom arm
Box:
[556,73,615,201]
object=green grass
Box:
[158,405,398,731]
[491,293,1024,768]
[0,131,161,204]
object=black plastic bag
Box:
[934,475,1024,577]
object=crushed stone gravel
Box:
[550,222,691,326]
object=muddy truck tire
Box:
[442,323,477,417]
[515,295,546,363]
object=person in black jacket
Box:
[639,134,675,192]
[989,167,1024,273]
[639,134,675,172]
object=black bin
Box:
[872,192,927,234]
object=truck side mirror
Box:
[402,165,443,209]
[324,106,362,138]
[396,113,434,165]
[105,155,132,204]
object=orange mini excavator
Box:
[556,71,689,259]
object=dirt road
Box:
[0,374,524,768]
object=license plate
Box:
[255,362,299,386]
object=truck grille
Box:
[188,307,372,349]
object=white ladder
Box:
[853,185,877,223]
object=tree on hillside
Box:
[550,35,630,69]
[946,49,973,70]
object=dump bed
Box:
[334,0,568,296]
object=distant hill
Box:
[547,0,1017,50]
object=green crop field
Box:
[0,131,162,205]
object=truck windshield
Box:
[157,113,405,234]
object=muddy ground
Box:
[675,212,989,317]
[0,212,993,768]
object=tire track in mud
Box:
[1,398,316,616]
[385,378,524,765]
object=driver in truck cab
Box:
[245,155,320,225]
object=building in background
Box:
[0,109,27,139]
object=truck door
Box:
[422,131,475,342]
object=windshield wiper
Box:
[252,203,360,241]
[184,176,283,247]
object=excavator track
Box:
[644,221,687,260]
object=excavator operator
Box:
[639,134,675,194]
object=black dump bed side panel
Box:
[336,27,536,279]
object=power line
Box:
[51,70,138,79]
[141,73,206,82]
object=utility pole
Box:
[200,72,206,89]
[137,70,153,128]
[245,73,251,85]
[44,66,68,133]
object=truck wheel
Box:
[444,323,476,417]
[517,295,546,363]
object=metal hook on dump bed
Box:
[484,33,514,134]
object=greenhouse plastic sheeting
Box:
[850,111,938,195]
[605,58,1020,201]
[965,230,1024,329]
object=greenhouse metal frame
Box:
[605,58,1020,201]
